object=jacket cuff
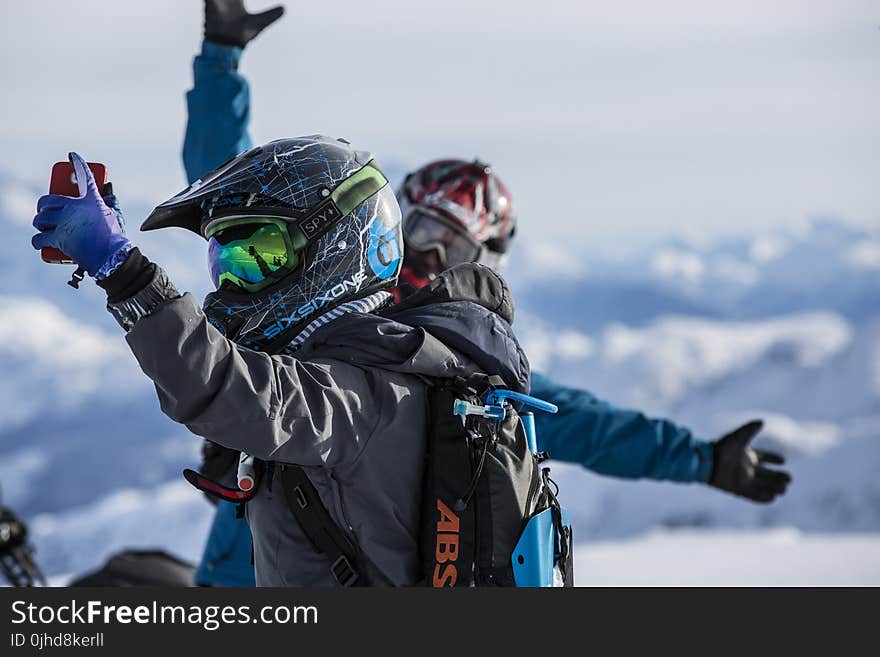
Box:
[95,242,134,281]
[96,247,155,303]
[200,40,244,69]
[695,441,714,483]
[105,265,180,332]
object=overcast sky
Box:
[1,0,877,249]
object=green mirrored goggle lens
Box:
[207,221,298,291]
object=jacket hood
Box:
[296,263,529,392]
[391,262,515,324]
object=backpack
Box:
[277,373,574,587]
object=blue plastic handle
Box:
[485,389,558,414]
[521,412,538,453]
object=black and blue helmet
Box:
[142,136,403,352]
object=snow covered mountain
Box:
[0,169,877,581]
[508,217,880,329]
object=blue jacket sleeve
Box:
[183,41,254,185]
[184,41,258,587]
[531,371,714,483]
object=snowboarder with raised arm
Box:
[32,139,533,586]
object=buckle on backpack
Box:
[293,485,308,509]
[331,555,359,586]
[453,398,506,421]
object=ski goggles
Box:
[206,217,307,293]
[402,208,483,269]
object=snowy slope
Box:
[28,480,212,581]
[576,529,880,586]
[0,168,878,583]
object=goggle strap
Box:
[204,216,290,240]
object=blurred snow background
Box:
[0,0,878,584]
[1,171,877,584]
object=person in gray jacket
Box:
[31,138,529,586]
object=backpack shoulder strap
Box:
[277,464,393,587]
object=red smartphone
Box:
[42,160,109,264]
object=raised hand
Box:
[205,0,285,48]
[32,152,130,278]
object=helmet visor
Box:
[403,209,482,268]
[206,218,302,292]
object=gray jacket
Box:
[123,263,529,586]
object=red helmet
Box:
[397,159,516,289]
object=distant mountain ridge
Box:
[509,216,879,328]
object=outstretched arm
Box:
[531,371,713,483]
[182,1,284,184]
[530,372,790,502]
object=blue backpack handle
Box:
[487,389,558,454]
[453,388,558,453]
[485,389,558,415]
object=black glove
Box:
[205,0,285,48]
[709,420,791,503]
[198,441,242,505]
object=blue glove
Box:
[32,152,131,278]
